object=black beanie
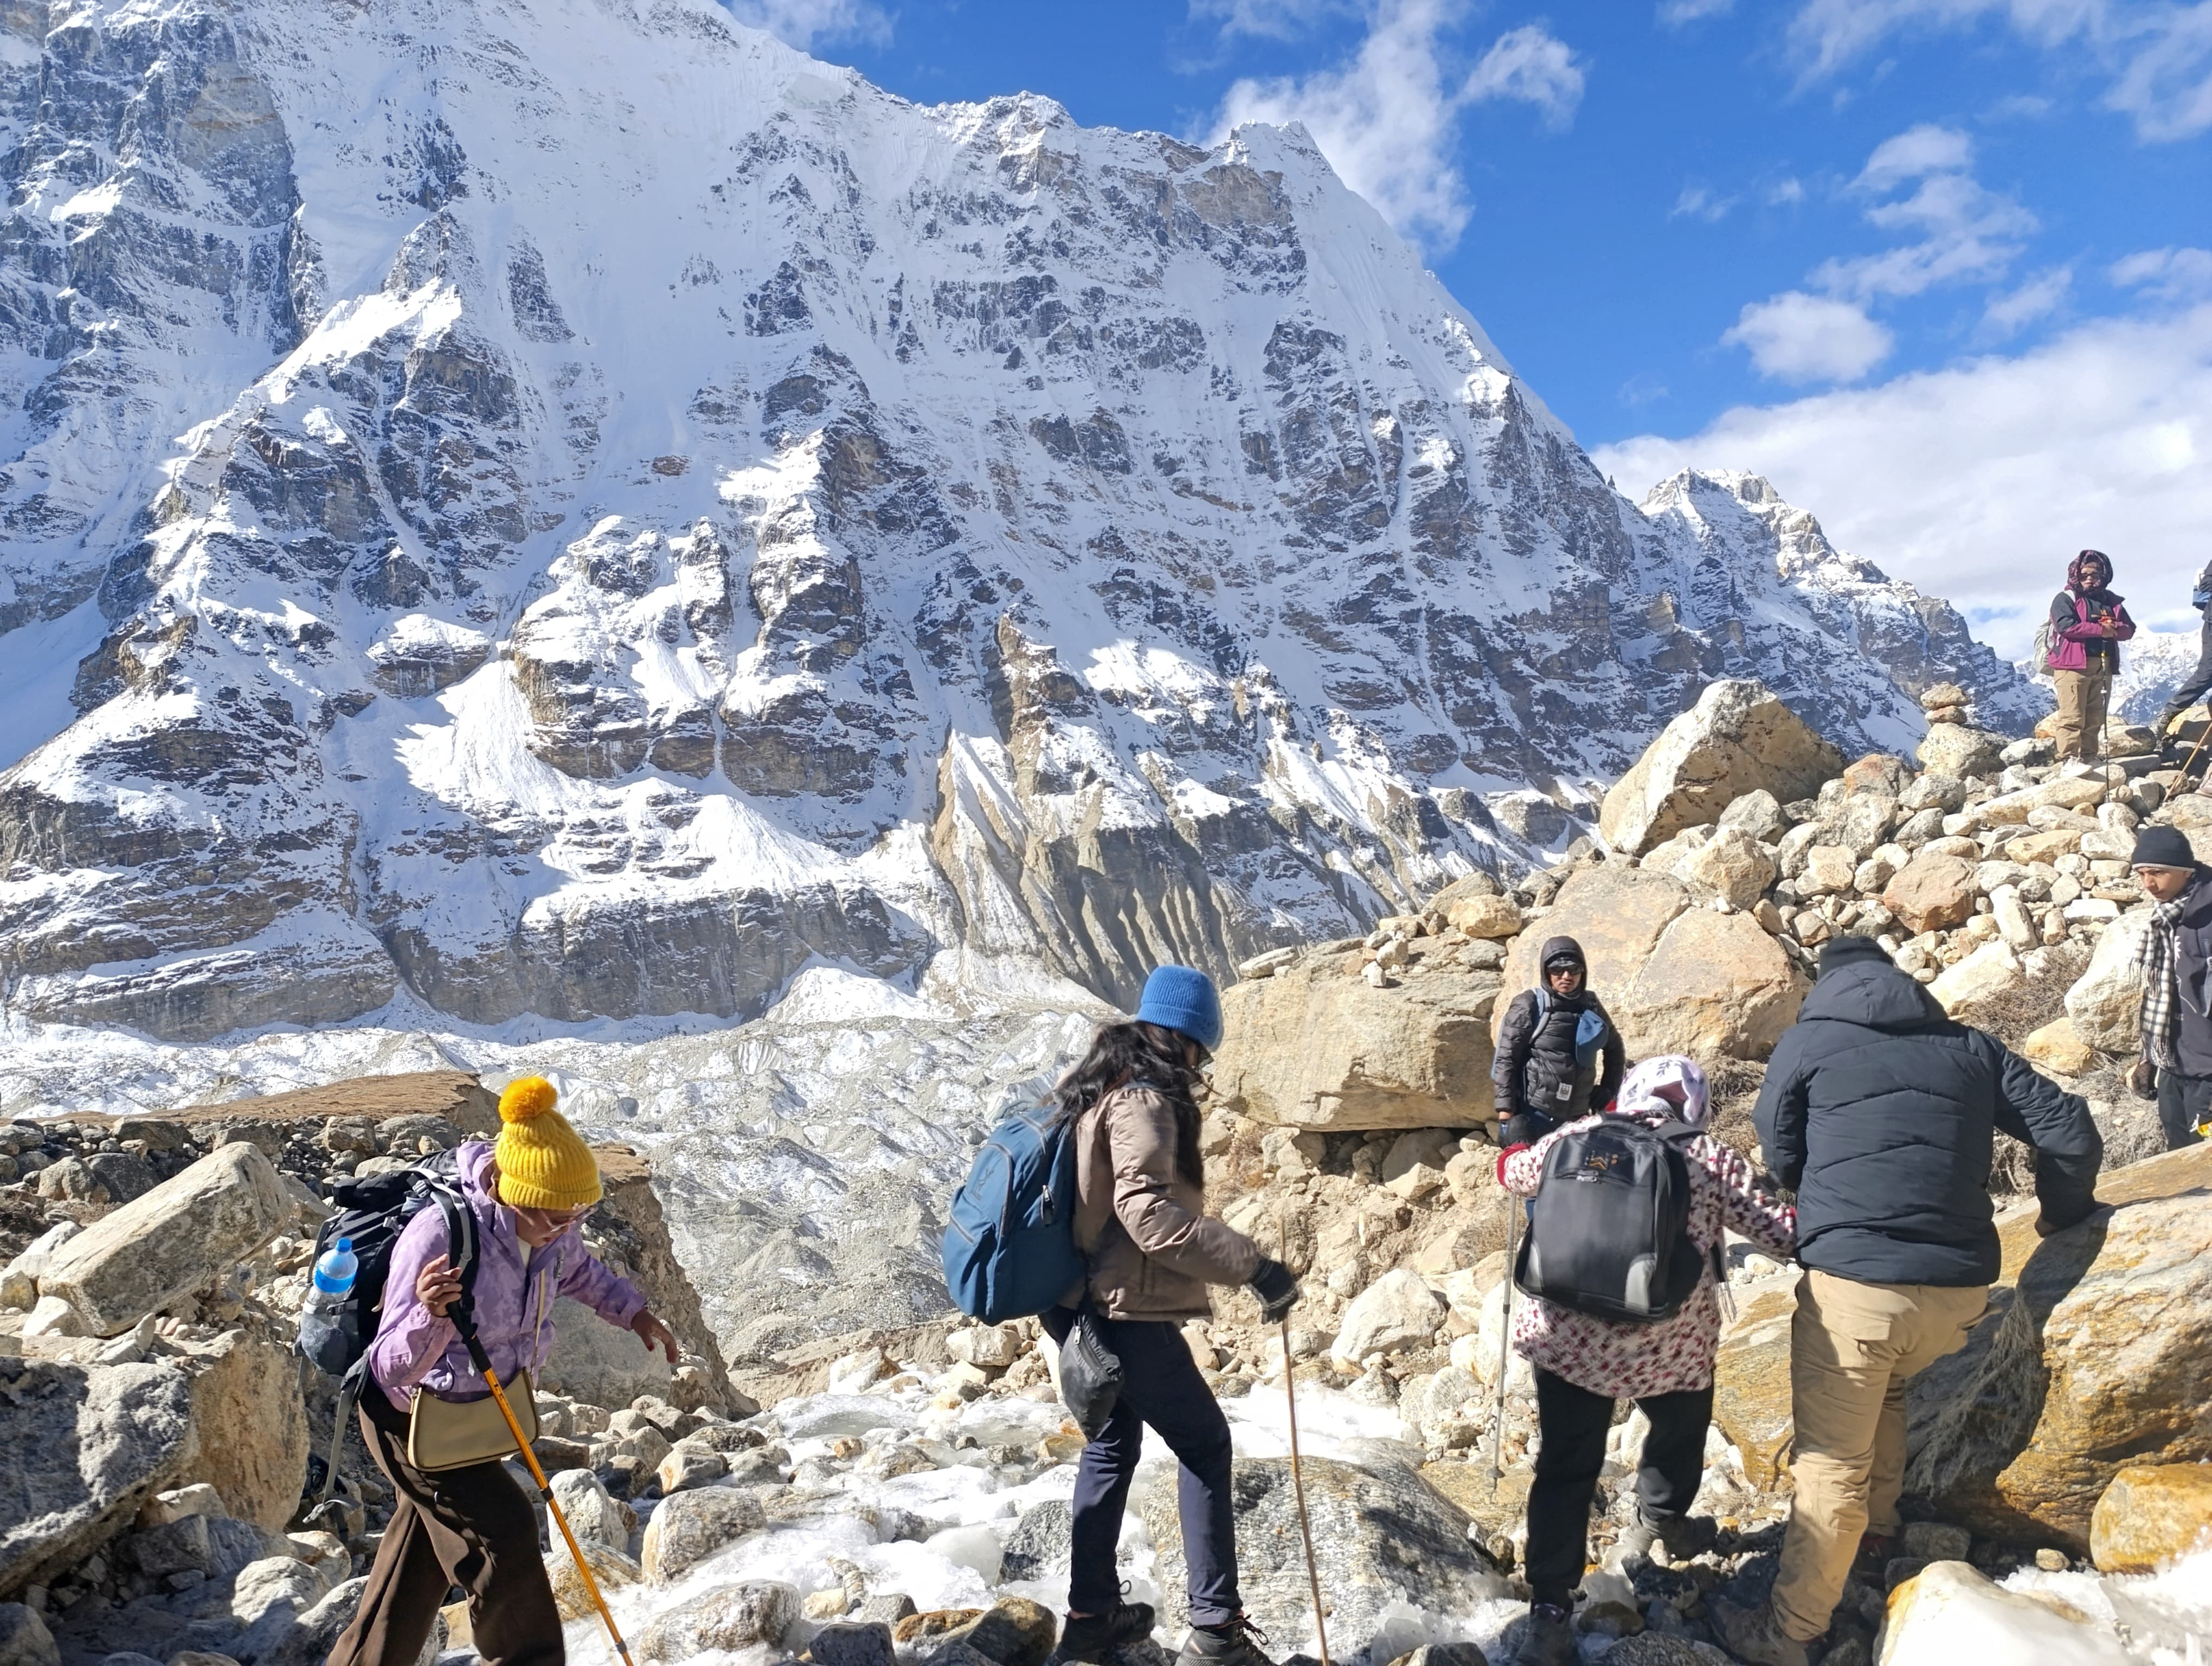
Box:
[2131,825,2196,870]
[1819,935,1892,979]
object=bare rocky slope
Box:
[0,0,2044,1054]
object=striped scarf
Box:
[2139,894,2189,1069]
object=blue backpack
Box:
[942,1090,1086,1323]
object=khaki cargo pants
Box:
[1769,1270,1990,1643]
[2052,668,2112,761]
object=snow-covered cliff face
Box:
[0,0,2044,1046]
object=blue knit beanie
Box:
[1135,965,1224,1053]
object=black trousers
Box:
[1525,1367,1714,1609]
[2158,619,2212,728]
[2156,1068,2211,1149]
[1044,1309,1240,1626]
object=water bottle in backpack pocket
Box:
[1513,1117,1720,1324]
[297,1236,359,1375]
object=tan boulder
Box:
[546,1536,643,1620]
[1442,893,1521,940]
[1496,866,1688,1035]
[1598,680,1844,855]
[1882,853,1978,935]
[640,1484,768,1584]
[1929,940,2025,1015]
[2062,908,2151,1052]
[1878,1561,2130,1662]
[1713,1283,1799,1489]
[2020,1018,2097,1075]
[1905,1143,2212,1549]
[1616,908,1806,1060]
[1216,954,1500,1130]
[172,1323,310,1534]
[39,1143,289,1336]
[1919,682,1970,710]
[2088,1464,2212,1573]
[1799,844,1857,897]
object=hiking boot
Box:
[1177,1616,1275,1666]
[1509,1603,1576,1666]
[1712,1598,1811,1666]
[1614,1509,1719,1567]
[1062,1602,1156,1662]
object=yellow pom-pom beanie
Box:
[492,1076,603,1211]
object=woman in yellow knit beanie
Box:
[329,1073,680,1666]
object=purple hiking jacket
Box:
[367,1140,647,1409]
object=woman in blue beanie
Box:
[1043,965,1301,1666]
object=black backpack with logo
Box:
[1513,1117,1719,1324]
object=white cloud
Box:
[728,0,891,48]
[1464,22,1587,128]
[1785,0,2212,142]
[1671,182,1735,221]
[1210,4,1584,248]
[1593,304,2212,657]
[2112,245,2212,299]
[1658,0,1736,22]
[1721,292,1897,382]
[1189,0,1356,41]
[1767,176,1808,204]
[1980,265,2073,336]
[1812,124,2036,301]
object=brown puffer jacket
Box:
[1069,1082,1261,1321]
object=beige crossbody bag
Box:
[406,1239,562,1473]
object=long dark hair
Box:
[1048,1020,1206,1187]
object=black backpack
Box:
[299,1148,479,1379]
[1513,1117,1720,1324]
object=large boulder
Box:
[1930,940,2026,1015]
[1598,681,1843,856]
[38,1144,288,1336]
[1213,955,1499,1131]
[1905,1142,2212,1550]
[540,1297,673,1408]
[1331,1269,1445,1366]
[170,1324,310,1535]
[0,1359,197,1597]
[635,1580,798,1663]
[1712,1281,1801,1490]
[640,1484,766,1584]
[1141,1457,1502,1661]
[1495,867,1803,1062]
[1877,1560,2137,1663]
[2063,908,2152,1052]
[2088,1464,2212,1574]
[545,1536,642,1621]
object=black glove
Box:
[1500,1111,1553,1150]
[1248,1257,1301,1324]
[2130,1058,2160,1101]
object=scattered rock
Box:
[2088,1463,2212,1574]
[1916,725,2006,780]
[999,1499,1072,1584]
[38,1144,289,1337]
[0,1605,57,1666]
[1883,854,1977,936]
[1598,680,1843,856]
[2019,1018,2097,1076]
[657,1445,727,1494]
[545,1536,642,1622]
[1332,1270,1445,1366]
[633,1579,799,1662]
[1441,894,1522,940]
[550,1469,635,1552]
[2062,909,2151,1053]
[814,1622,898,1666]
[1877,1560,2122,1664]
[640,1484,766,1583]
[1712,1284,1797,1490]
[1929,940,2025,1015]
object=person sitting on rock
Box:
[328,1078,680,1666]
[2043,548,2137,764]
[1043,965,1301,1666]
[2129,824,2212,1150]
[1718,936,2101,1666]
[1491,935,1626,1146]
[1495,1054,1797,1666]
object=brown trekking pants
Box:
[325,1394,563,1666]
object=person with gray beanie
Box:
[2130,824,2212,1149]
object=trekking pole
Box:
[454,1312,635,1666]
[2180,719,2211,793]
[1278,1220,1331,1666]
[1488,1184,1517,1486]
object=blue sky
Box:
[745,0,2212,656]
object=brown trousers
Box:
[2052,669,2112,761]
[326,1394,563,1666]
[1768,1270,1990,1643]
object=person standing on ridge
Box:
[1043,965,1301,1666]
[2153,555,2212,756]
[2044,548,2136,764]
[1715,937,2102,1666]
[2129,824,2212,1149]
[1491,935,1626,1148]
[1496,1055,1797,1666]
[327,1077,681,1666]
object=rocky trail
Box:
[5,674,2212,1666]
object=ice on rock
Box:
[923,1527,1005,1586]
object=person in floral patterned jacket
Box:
[1495,1055,1797,1666]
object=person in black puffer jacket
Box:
[1715,936,2102,1666]
[1490,936,1626,1148]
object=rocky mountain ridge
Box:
[0,0,2045,1053]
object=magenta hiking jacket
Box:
[368,1140,646,1409]
[2046,590,2137,673]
